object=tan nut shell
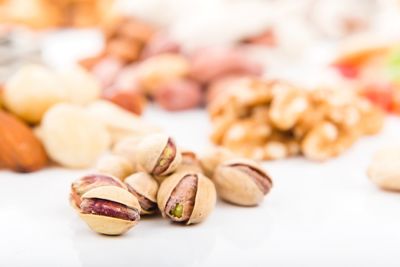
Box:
[95,154,134,181]
[4,64,65,124]
[199,147,236,178]
[80,186,141,235]
[157,172,216,225]
[214,158,268,206]
[175,150,203,174]
[112,136,143,170]
[40,103,111,168]
[136,133,182,176]
[368,146,400,191]
[125,172,159,214]
[86,100,160,144]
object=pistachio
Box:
[213,159,273,206]
[124,172,159,214]
[79,186,141,235]
[112,136,143,170]
[368,146,400,191]
[70,174,126,210]
[157,172,216,225]
[199,147,236,178]
[136,133,182,177]
[95,154,134,181]
[175,150,203,173]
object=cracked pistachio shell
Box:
[124,172,159,214]
[95,154,134,181]
[157,172,216,225]
[79,186,141,235]
[136,133,182,176]
[70,173,126,210]
[214,158,272,206]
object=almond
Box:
[0,110,48,172]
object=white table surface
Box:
[1,30,400,267]
[1,107,400,267]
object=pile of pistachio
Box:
[70,133,273,236]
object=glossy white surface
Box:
[1,107,400,267]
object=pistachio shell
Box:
[136,133,182,176]
[124,172,159,214]
[214,158,272,206]
[95,154,134,180]
[199,147,236,178]
[79,185,141,235]
[157,172,216,225]
[112,136,143,170]
[175,150,203,174]
[82,186,141,212]
[187,174,216,224]
[79,213,138,236]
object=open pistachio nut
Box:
[124,172,159,214]
[136,133,182,178]
[70,174,126,210]
[79,185,141,236]
[157,172,216,225]
[213,159,273,206]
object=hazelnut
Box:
[95,154,134,181]
[125,172,159,214]
[70,174,126,210]
[136,133,182,177]
[368,146,400,191]
[79,185,141,235]
[40,103,111,168]
[213,159,273,206]
[157,172,216,224]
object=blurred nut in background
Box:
[3,64,65,124]
[136,53,189,94]
[189,47,262,84]
[199,147,237,178]
[214,159,273,206]
[95,154,134,181]
[368,146,400,191]
[141,33,181,59]
[153,78,203,111]
[0,110,47,172]
[91,56,124,88]
[57,66,101,105]
[70,173,126,209]
[79,185,141,236]
[136,133,182,179]
[86,100,159,144]
[157,172,216,225]
[124,172,159,215]
[40,103,111,168]
[175,150,203,174]
[102,85,146,115]
[112,136,143,170]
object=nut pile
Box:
[70,133,273,235]
[208,78,385,161]
[80,17,263,113]
[0,64,159,172]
